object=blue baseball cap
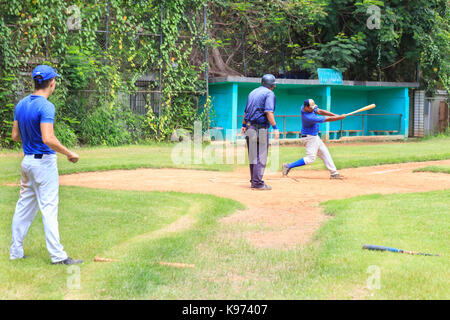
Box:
[304,99,310,107]
[32,65,60,84]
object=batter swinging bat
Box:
[363,244,441,256]
[346,104,376,116]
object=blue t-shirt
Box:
[14,95,56,155]
[301,106,325,136]
[244,86,276,127]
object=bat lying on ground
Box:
[94,256,119,262]
[363,244,441,256]
[346,104,376,116]
[159,261,195,268]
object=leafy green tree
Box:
[0,0,209,146]
[1,0,448,148]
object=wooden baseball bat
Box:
[159,261,195,268]
[94,256,119,262]
[346,104,376,116]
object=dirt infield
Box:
[60,159,450,249]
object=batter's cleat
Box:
[330,173,344,180]
[10,255,28,260]
[251,184,272,191]
[52,257,83,265]
[282,163,291,176]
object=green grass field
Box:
[1,136,449,184]
[1,137,449,299]
[276,136,450,170]
[0,186,448,299]
[0,186,244,299]
[0,144,233,184]
[413,166,450,174]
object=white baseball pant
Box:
[10,154,68,263]
[301,135,339,175]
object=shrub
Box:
[54,121,78,147]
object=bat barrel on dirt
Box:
[363,244,441,257]
[346,104,376,116]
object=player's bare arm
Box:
[11,120,22,142]
[265,111,280,139]
[41,122,79,163]
[316,109,337,117]
[324,114,346,122]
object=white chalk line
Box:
[369,169,403,175]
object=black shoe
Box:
[52,257,83,265]
[251,184,272,191]
[282,163,291,176]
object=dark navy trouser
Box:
[245,125,269,188]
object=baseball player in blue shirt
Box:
[10,65,83,265]
[282,99,346,179]
[241,74,280,190]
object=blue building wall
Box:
[329,88,369,135]
[367,88,409,136]
[209,83,235,140]
[235,84,328,135]
[208,79,411,140]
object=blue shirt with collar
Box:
[301,106,325,136]
[244,86,276,127]
[14,94,56,155]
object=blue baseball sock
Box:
[288,158,306,169]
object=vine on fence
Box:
[1,0,448,148]
[0,0,209,148]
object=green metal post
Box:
[231,83,238,142]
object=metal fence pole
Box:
[281,37,285,76]
[241,25,246,77]
[105,1,110,57]
[362,114,365,136]
[159,4,163,117]
[45,35,49,58]
[204,3,209,132]
[105,1,110,102]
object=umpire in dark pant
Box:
[241,74,280,190]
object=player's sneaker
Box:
[251,184,272,191]
[52,257,83,265]
[10,255,28,260]
[282,163,291,176]
[330,173,343,180]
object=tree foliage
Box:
[0,0,448,147]
[0,0,208,147]
[207,0,449,93]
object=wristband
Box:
[272,125,278,130]
[242,123,246,128]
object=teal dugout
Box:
[208,76,419,141]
